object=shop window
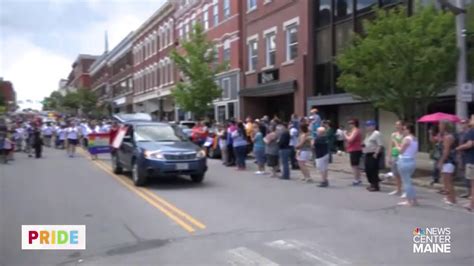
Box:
[335,21,353,55]
[316,27,332,64]
[227,102,235,119]
[335,0,353,21]
[334,64,346,94]
[317,0,332,27]
[315,62,332,95]
[356,0,377,14]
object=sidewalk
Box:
[314,152,469,194]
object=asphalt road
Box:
[0,147,473,266]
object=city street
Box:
[1,147,473,266]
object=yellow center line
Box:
[94,159,206,230]
[78,148,205,234]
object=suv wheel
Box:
[132,161,147,186]
[112,153,123,174]
[190,173,205,183]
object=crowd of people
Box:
[0,118,119,161]
[1,109,473,212]
[199,108,473,211]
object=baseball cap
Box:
[365,120,377,127]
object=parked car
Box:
[111,114,207,186]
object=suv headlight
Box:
[196,150,206,158]
[144,150,165,160]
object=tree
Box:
[76,88,99,116]
[62,92,81,114]
[467,3,474,80]
[170,23,228,119]
[337,5,457,122]
[42,91,64,111]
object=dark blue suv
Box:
[112,115,207,186]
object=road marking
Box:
[79,149,206,234]
[92,160,196,233]
[266,239,350,266]
[93,159,206,230]
[226,247,279,266]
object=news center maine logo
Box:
[412,227,451,254]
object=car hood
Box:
[137,141,199,153]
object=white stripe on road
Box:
[266,239,350,266]
[226,247,279,266]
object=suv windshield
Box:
[134,125,185,142]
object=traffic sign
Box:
[460,83,473,102]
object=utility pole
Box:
[455,0,469,119]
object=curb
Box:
[311,164,469,194]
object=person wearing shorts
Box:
[314,127,330,187]
[456,117,474,211]
[438,120,457,205]
[264,125,279,178]
[66,123,79,158]
[345,119,363,186]
[296,123,313,182]
[388,121,404,196]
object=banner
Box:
[87,133,111,155]
[112,126,128,149]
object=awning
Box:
[239,80,296,97]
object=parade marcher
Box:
[455,116,474,211]
[264,124,279,178]
[191,121,207,147]
[344,118,363,186]
[397,123,419,206]
[314,127,330,187]
[363,120,384,192]
[2,132,14,164]
[25,123,35,157]
[296,123,313,182]
[14,124,24,152]
[457,119,471,199]
[42,122,53,147]
[66,122,79,158]
[232,122,248,170]
[32,129,44,159]
[253,123,267,175]
[277,123,291,180]
[387,120,404,197]
[57,124,67,149]
[309,108,322,140]
[217,123,228,165]
[437,120,458,205]
[289,121,299,170]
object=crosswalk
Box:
[225,239,351,266]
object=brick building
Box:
[174,0,243,122]
[67,54,98,90]
[90,52,110,104]
[0,78,16,111]
[108,32,134,113]
[132,1,176,120]
[240,0,312,121]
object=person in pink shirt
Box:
[344,118,363,186]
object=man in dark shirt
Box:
[314,127,330,187]
[278,123,291,180]
[456,117,474,211]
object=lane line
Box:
[94,159,206,230]
[226,247,279,266]
[84,152,198,233]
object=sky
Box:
[0,0,166,105]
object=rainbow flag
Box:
[88,133,111,155]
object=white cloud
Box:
[1,36,71,101]
[0,0,166,104]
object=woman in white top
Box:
[397,123,419,206]
[66,123,79,158]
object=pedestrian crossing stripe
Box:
[225,239,350,266]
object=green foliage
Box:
[467,4,474,80]
[43,88,99,116]
[337,5,457,122]
[170,23,228,119]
